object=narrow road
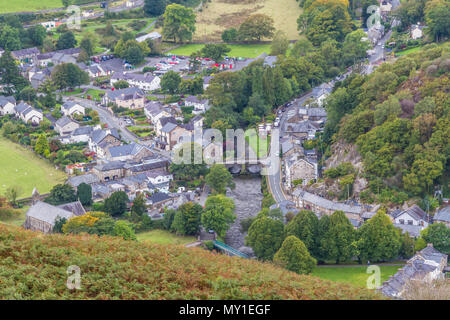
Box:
[266,91,314,203]
[63,95,171,159]
[63,95,136,143]
[267,16,397,204]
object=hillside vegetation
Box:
[0,224,382,299]
[323,42,450,206]
[193,0,303,41]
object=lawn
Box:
[0,0,62,13]
[136,229,196,245]
[193,0,303,41]
[312,265,403,288]
[62,89,84,96]
[395,46,422,56]
[167,43,272,58]
[82,89,104,102]
[0,136,67,198]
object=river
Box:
[225,176,263,251]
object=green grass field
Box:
[82,89,104,102]
[167,43,272,58]
[136,229,196,245]
[0,0,63,13]
[395,46,422,56]
[312,265,402,288]
[0,137,67,198]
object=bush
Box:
[203,240,214,251]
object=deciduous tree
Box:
[274,236,317,274]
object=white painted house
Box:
[111,72,161,91]
[184,96,209,114]
[392,205,430,227]
[61,101,86,117]
[145,169,173,192]
[14,102,43,124]
[411,24,423,40]
[55,116,80,135]
[0,96,16,115]
[144,101,170,125]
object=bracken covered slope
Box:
[0,224,382,299]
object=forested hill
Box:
[323,42,449,207]
[0,224,381,299]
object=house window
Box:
[408,220,413,225]
[399,219,404,224]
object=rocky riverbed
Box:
[225,176,263,252]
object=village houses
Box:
[102,87,146,109]
[14,102,43,125]
[0,96,16,115]
[111,72,161,91]
[61,101,86,117]
[24,200,86,234]
[55,116,80,135]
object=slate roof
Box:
[145,101,165,116]
[392,205,428,222]
[285,120,319,134]
[159,116,177,128]
[106,87,145,101]
[0,95,15,107]
[108,143,151,158]
[15,102,32,114]
[55,116,75,128]
[91,128,120,144]
[145,169,171,179]
[11,47,40,58]
[73,126,94,136]
[185,96,207,104]
[62,101,83,111]
[381,245,447,298]
[67,173,99,187]
[94,161,126,171]
[292,189,364,214]
[306,107,327,117]
[26,201,73,225]
[57,201,86,217]
[125,159,169,173]
[150,192,171,204]
[161,122,178,133]
[112,72,157,83]
[434,206,450,223]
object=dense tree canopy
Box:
[171,202,203,236]
[51,63,89,90]
[205,164,234,194]
[274,236,317,274]
[162,4,196,43]
[201,195,236,239]
[356,211,401,263]
[104,191,129,217]
[246,216,285,261]
[285,210,319,258]
[420,223,450,254]
[238,14,275,41]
